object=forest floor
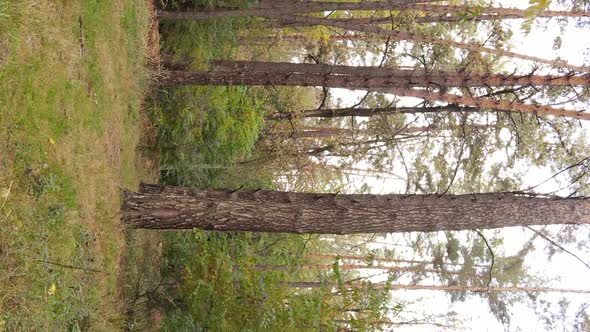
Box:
[0,0,162,330]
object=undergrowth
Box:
[149,0,326,330]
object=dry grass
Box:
[0,0,158,329]
[146,0,161,70]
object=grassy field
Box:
[0,0,157,330]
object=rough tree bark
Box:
[161,67,590,89]
[274,4,590,26]
[210,60,590,87]
[160,68,590,120]
[122,184,590,233]
[157,0,435,20]
[158,3,590,21]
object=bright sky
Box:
[319,2,590,330]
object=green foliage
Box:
[522,0,552,32]
[151,85,265,186]
[149,0,589,330]
[456,5,484,23]
[153,1,268,188]
[526,0,552,16]
[161,230,311,331]
[153,2,324,330]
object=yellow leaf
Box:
[48,137,55,145]
[48,283,57,295]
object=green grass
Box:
[0,0,154,329]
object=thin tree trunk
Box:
[413,13,585,23]
[251,263,468,275]
[289,282,590,294]
[333,318,396,326]
[407,4,590,18]
[210,60,590,87]
[160,69,590,120]
[267,124,494,140]
[307,253,487,268]
[303,134,427,158]
[122,184,590,233]
[273,15,590,72]
[266,105,480,120]
[384,87,590,121]
[240,34,392,44]
[275,4,590,26]
[278,13,586,27]
[267,127,354,139]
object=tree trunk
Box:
[157,0,435,21]
[279,13,587,27]
[307,253,487,268]
[122,184,590,233]
[273,15,589,72]
[266,127,354,140]
[266,105,480,120]
[266,124,494,140]
[250,263,468,275]
[240,34,392,45]
[160,69,590,120]
[383,87,590,121]
[288,282,590,294]
[210,60,590,87]
[406,4,590,19]
[161,67,590,90]
[158,3,590,21]
[274,4,590,26]
[159,3,588,71]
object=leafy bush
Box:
[151,85,264,186]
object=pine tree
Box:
[123,184,590,233]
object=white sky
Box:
[318,2,590,331]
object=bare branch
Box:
[473,230,495,287]
[525,226,590,271]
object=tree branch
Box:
[525,226,590,271]
[473,230,495,287]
